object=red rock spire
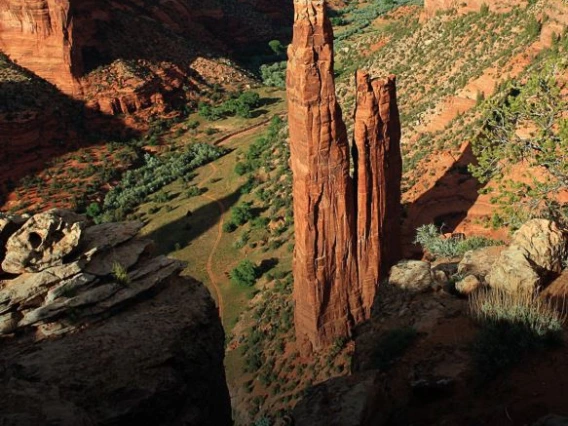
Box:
[287,0,362,352]
[353,71,403,316]
[287,0,402,351]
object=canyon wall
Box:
[287,0,402,351]
[0,0,83,96]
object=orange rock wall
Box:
[0,0,82,96]
[287,0,362,351]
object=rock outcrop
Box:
[287,0,402,350]
[0,209,232,425]
[486,219,568,292]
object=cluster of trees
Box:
[235,116,285,176]
[198,91,261,121]
[95,143,227,222]
[471,67,568,228]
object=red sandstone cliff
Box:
[0,0,83,96]
[287,1,403,350]
[287,0,362,351]
[353,71,402,317]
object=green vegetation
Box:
[98,143,227,222]
[469,288,565,379]
[471,56,568,229]
[112,261,131,286]
[414,224,502,258]
[371,327,417,371]
[230,260,261,287]
[199,91,261,120]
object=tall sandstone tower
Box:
[287,0,402,351]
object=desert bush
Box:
[112,261,130,286]
[414,224,501,258]
[230,260,260,287]
[469,287,565,379]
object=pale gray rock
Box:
[84,238,153,276]
[487,220,567,292]
[2,210,85,274]
[457,246,504,279]
[389,260,434,293]
[0,262,82,314]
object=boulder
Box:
[292,371,390,426]
[389,260,434,292]
[2,210,86,274]
[0,276,232,426]
[455,275,482,295]
[487,220,568,292]
[457,246,504,279]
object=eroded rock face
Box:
[354,71,402,314]
[287,0,361,351]
[0,209,232,425]
[0,276,232,426]
[2,210,85,274]
[287,0,402,350]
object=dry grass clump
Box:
[469,287,566,379]
[470,287,566,337]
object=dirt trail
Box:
[197,162,226,323]
[196,117,280,324]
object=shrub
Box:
[414,224,501,258]
[230,260,260,287]
[112,261,130,286]
[231,202,254,226]
[469,287,565,379]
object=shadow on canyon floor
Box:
[145,187,244,255]
[402,143,484,257]
[0,77,142,204]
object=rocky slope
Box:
[292,219,568,425]
[0,209,231,425]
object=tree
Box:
[470,70,568,227]
[229,260,259,287]
[268,40,285,55]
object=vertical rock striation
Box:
[353,71,402,316]
[287,1,403,350]
[287,0,362,352]
[0,0,83,96]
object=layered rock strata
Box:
[0,209,232,425]
[287,0,402,350]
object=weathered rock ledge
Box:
[0,209,232,425]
